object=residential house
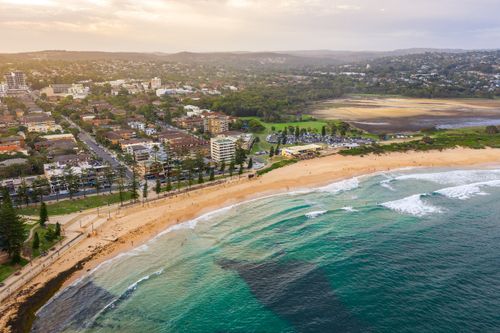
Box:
[22,114,62,133]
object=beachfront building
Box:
[281,144,322,158]
[210,136,237,163]
[43,159,111,194]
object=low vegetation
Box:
[340,127,500,156]
[257,159,298,176]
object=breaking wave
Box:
[305,211,328,219]
[434,180,500,200]
[381,194,443,217]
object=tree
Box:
[209,168,215,181]
[39,202,48,227]
[187,170,193,187]
[166,175,173,192]
[339,122,350,137]
[104,167,114,194]
[16,179,30,207]
[229,161,235,176]
[247,157,253,169]
[0,189,26,263]
[94,175,101,195]
[117,166,126,206]
[143,179,148,204]
[219,161,226,175]
[295,126,300,138]
[55,222,61,237]
[155,177,161,198]
[130,168,139,202]
[238,164,244,175]
[63,167,79,199]
[235,147,247,165]
[321,125,326,137]
[175,166,182,190]
[486,125,499,134]
[269,146,275,157]
[81,169,88,198]
[328,122,338,136]
[198,172,204,184]
[32,232,40,250]
[31,177,50,203]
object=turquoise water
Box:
[32,167,500,333]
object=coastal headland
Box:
[2,148,500,333]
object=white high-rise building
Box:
[151,77,162,90]
[4,71,27,90]
[210,136,237,163]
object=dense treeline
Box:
[194,79,344,121]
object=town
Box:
[0,69,378,209]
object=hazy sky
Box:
[1,0,499,53]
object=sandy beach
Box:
[2,148,500,332]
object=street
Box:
[63,116,133,179]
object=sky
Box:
[0,0,499,53]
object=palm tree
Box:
[16,178,29,207]
[104,166,114,194]
[94,173,101,195]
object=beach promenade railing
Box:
[0,232,84,304]
[0,173,256,304]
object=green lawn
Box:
[17,192,133,216]
[0,258,28,283]
[242,116,377,154]
[0,264,15,282]
[241,116,329,132]
[30,225,62,258]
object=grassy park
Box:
[17,192,132,216]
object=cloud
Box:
[0,0,498,52]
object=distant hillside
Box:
[0,48,489,68]
[283,48,472,63]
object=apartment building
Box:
[210,136,237,163]
[203,114,229,135]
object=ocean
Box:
[32,166,500,333]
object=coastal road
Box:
[62,116,133,179]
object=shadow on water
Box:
[217,258,369,333]
[31,280,115,333]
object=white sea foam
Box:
[316,177,360,194]
[380,179,396,191]
[394,169,500,186]
[341,206,358,212]
[435,180,500,200]
[381,194,442,217]
[305,210,327,218]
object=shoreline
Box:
[2,148,500,333]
